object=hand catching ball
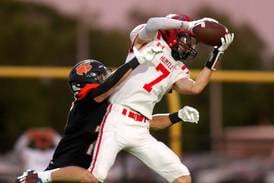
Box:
[193,21,229,46]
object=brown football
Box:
[192,21,228,46]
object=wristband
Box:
[169,112,181,124]
[205,48,223,71]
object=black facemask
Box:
[171,32,198,63]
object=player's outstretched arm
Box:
[150,106,199,130]
[133,16,218,47]
[173,33,234,95]
[173,68,212,95]
[91,56,142,102]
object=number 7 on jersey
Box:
[143,63,170,92]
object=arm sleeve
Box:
[138,17,187,41]
[90,57,139,98]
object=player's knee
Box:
[173,175,191,183]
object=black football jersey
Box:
[45,57,139,170]
[46,97,108,170]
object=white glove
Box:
[178,106,199,124]
[133,46,163,64]
[215,33,234,52]
[183,17,219,32]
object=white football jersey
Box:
[109,26,190,119]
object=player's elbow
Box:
[190,87,203,95]
[174,78,205,95]
[176,87,203,95]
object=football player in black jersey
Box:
[16,57,199,183]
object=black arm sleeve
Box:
[89,57,139,99]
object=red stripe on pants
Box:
[89,104,113,173]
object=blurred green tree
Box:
[0,0,129,152]
[0,1,273,154]
[0,0,77,152]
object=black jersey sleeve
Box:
[88,57,139,99]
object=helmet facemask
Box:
[171,32,198,63]
[91,67,112,84]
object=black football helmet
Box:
[68,59,111,94]
[160,14,199,62]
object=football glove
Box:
[178,106,199,124]
[205,33,234,70]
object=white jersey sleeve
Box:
[110,35,190,119]
[124,24,146,64]
[129,24,146,43]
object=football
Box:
[192,21,228,46]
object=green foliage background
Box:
[0,0,273,153]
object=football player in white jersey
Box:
[16,56,199,183]
[88,14,234,183]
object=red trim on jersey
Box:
[88,104,113,174]
[156,31,162,40]
[181,65,187,70]
[76,83,99,100]
[181,65,190,74]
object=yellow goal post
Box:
[1,66,273,155]
[0,66,274,83]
